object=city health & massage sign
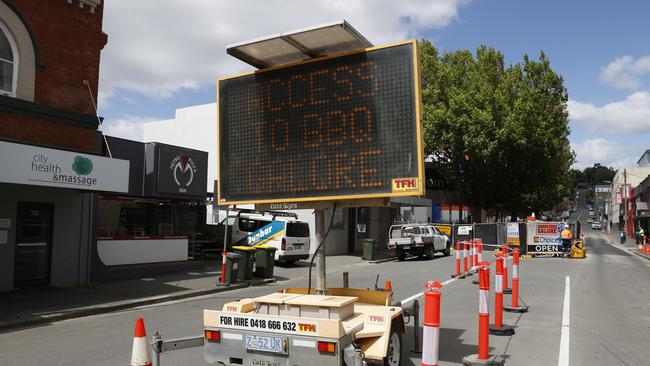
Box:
[218,40,424,204]
[0,141,129,192]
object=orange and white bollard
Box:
[505,248,528,313]
[502,243,512,295]
[130,317,153,366]
[645,241,650,255]
[453,242,464,278]
[469,241,475,270]
[490,254,515,336]
[463,241,469,274]
[422,281,442,366]
[472,240,482,285]
[462,262,505,366]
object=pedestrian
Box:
[636,225,644,244]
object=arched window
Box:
[0,22,18,97]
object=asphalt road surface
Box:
[1,230,649,365]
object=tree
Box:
[420,40,574,221]
[582,163,615,187]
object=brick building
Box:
[0,0,130,291]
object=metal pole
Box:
[151,331,162,366]
[316,208,327,294]
[343,272,349,288]
[410,299,421,353]
[621,171,627,238]
[220,206,230,285]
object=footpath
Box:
[603,229,650,260]
[0,254,391,333]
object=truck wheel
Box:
[383,327,402,366]
[426,245,435,259]
[397,249,406,261]
[443,241,451,256]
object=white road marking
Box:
[558,276,570,366]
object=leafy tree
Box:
[582,163,615,187]
[420,40,574,221]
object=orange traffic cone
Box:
[131,317,152,366]
[385,280,392,292]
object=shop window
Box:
[97,198,203,239]
[0,23,17,97]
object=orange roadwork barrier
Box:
[463,241,469,273]
[422,281,442,366]
[504,247,528,313]
[489,254,515,336]
[456,241,462,276]
[502,243,512,294]
[462,262,505,365]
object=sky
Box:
[96,0,650,170]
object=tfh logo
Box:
[368,315,385,323]
[392,178,419,192]
[396,179,415,188]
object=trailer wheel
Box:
[383,326,402,366]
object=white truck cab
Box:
[230,210,311,264]
[387,223,450,261]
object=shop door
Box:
[14,203,53,287]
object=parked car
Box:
[387,224,450,261]
[591,222,601,230]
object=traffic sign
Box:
[217,40,424,204]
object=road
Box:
[1,229,650,365]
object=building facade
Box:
[0,0,134,291]
[609,167,650,237]
[93,136,208,281]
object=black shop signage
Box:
[154,145,208,197]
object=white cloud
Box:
[99,0,470,105]
[599,55,650,89]
[568,91,650,133]
[571,138,637,169]
[98,116,158,141]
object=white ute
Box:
[387,223,450,261]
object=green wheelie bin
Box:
[254,245,277,278]
[223,252,241,285]
[361,238,377,260]
[232,246,256,281]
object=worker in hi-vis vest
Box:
[560,224,573,254]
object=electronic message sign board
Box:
[218,40,423,204]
